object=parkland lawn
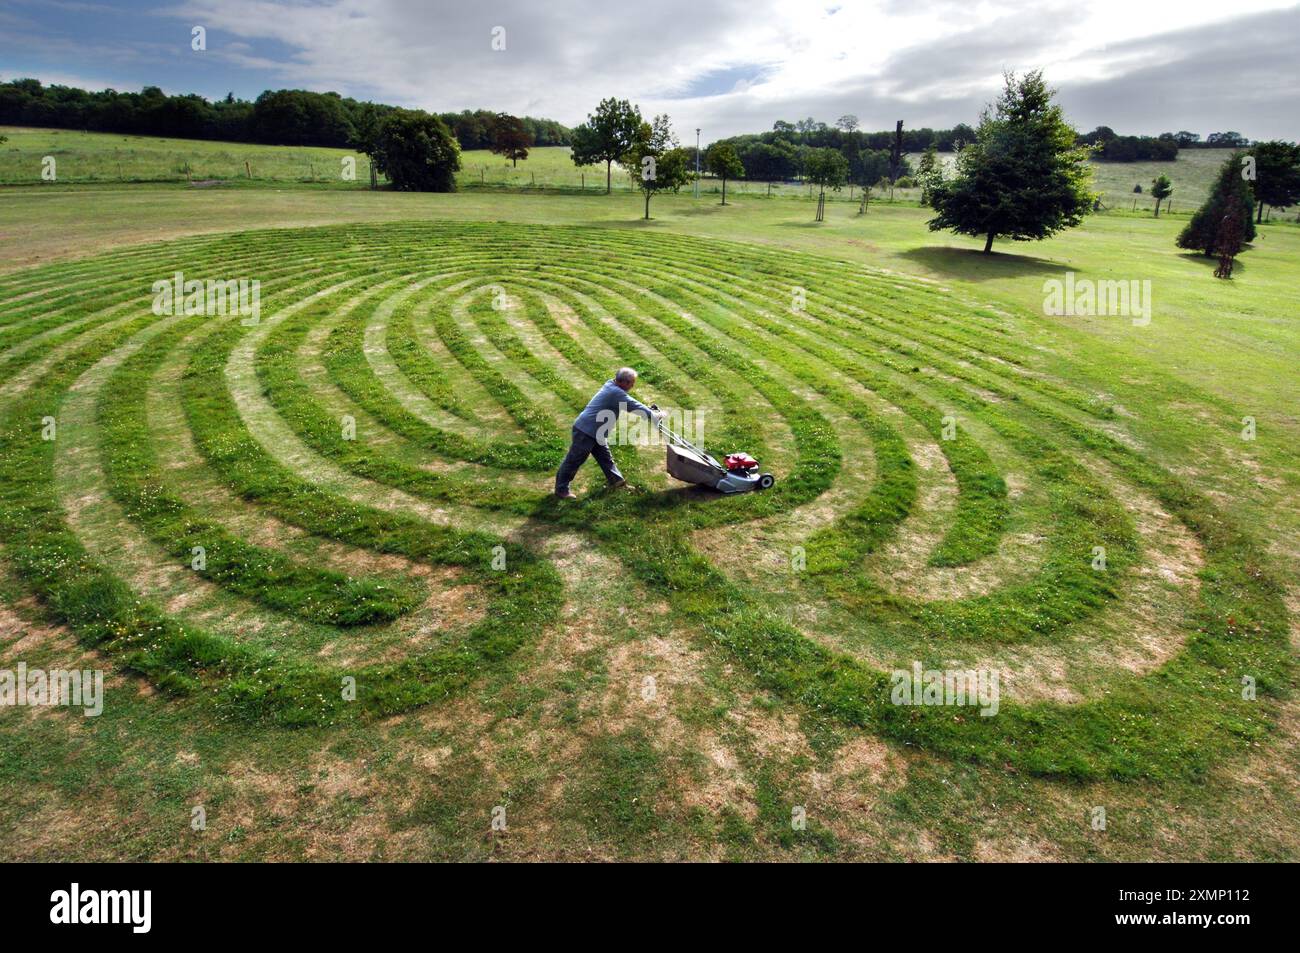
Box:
[0,172,1295,861]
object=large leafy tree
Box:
[926,71,1095,253]
[490,113,534,167]
[742,141,799,187]
[371,109,461,192]
[570,98,642,193]
[705,143,744,205]
[625,115,689,219]
[348,101,386,156]
[250,89,355,146]
[855,148,893,189]
[1246,140,1300,222]
[1177,152,1257,257]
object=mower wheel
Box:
[759,473,775,490]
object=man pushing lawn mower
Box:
[554,367,661,499]
[555,366,775,498]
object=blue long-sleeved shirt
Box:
[573,380,655,444]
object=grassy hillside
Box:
[0,126,377,186]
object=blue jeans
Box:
[555,427,624,493]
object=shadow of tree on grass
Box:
[899,245,1075,282]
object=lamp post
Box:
[695,128,701,198]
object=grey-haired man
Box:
[555,367,661,498]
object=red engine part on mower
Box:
[724,452,759,472]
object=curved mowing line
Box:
[0,242,316,383]
[609,234,1123,425]
[328,273,561,469]
[0,285,562,726]
[98,286,426,628]
[366,276,488,428]
[461,287,589,412]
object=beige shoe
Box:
[555,490,578,500]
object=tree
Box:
[1178,152,1257,257]
[706,143,744,205]
[917,142,939,205]
[490,113,534,167]
[1207,131,1249,148]
[348,101,386,157]
[946,123,976,152]
[742,141,799,191]
[370,109,461,192]
[856,148,892,193]
[836,114,859,133]
[1093,134,1178,161]
[888,119,904,182]
[795,117,822,135]
[926,71,1095,253]
[1150,174,1173,217]
[251,89,355,146]
[804,147,849,221]
[570,97,642,194]
[1246,140,1300,222]
[625,115,688,218]
[1214,192,1247,278]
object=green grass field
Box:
[0,137,1296,860]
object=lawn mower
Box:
[651,405,775,494]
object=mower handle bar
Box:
[649,404,717,465]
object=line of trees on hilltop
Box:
[0,79,571,151]
[723,117,974,159]
[1079,127,1180,161]
[1078,127,1251,162]
[717,116,1260,170]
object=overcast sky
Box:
[3,0,1297,143]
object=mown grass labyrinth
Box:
[0,221,1290,782]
